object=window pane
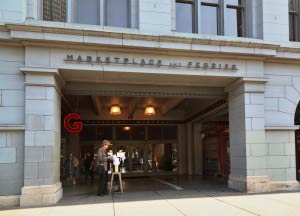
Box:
[43,0,66,22]
[106,0,128,27]
[201,6,218,35]
[225,0,242,37]
[176,2,193,33]
[225,8,238,36]
[76,0,98,25]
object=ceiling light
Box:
[110,105,121,115]
[123,126,131,131]
[145,105,156,115]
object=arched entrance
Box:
[295,101,300,181]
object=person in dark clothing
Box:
[96,140,112,196]
[84,152,94,183]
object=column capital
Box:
[225,77,268,94]
[20,66,65,91]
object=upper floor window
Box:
[42,0,137,28]
[289,0,299,41]
[176,0,194,33]
[43,0,67,22]
[76,0,99,25]
[176,0,245,37]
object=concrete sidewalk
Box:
[2,189,300,216]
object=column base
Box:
[228,175,269,193]
[20,182,63,207]
[269,181,300,191]
[228,175,300,193]
[0,195,20,208]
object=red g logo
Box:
[64,113,83,133]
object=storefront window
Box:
[75,0,99,25]
[176,0,194,33]
[289,0,299,41]
[106,0,129,27]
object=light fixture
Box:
[123,126,131,131]
[110,105,121,115]
[145,105,156,115]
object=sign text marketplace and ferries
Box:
[64,54,238,71]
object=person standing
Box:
[96,140,112,196]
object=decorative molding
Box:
[265,126,300,131]
[0,125,25,131]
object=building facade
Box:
[0,0,300,208]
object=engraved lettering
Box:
[157,60,162,67]
[66,55,73,61]
[96,57,102,62]
[149,59,155,65]
[124,58,129,64]
[87,56,92,62]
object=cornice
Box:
[1,21,300,62]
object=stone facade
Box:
[0,0,300,208]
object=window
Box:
[75,0,99,25]
[43,0,67,22]
[200,0,219,35]
[106,0,129,28]
[175,0,245,37]
[176,0,194,33]
[42,0,137,28]
[224,0,244,37]
[289,0,299,41]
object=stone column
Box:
[177,124,187,175]
[193,123,203,175]
[226,78,268,192]
[20,67,63,207]
[186,123,194,175]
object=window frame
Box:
[175,0,246,37]
[289,0,300,41]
